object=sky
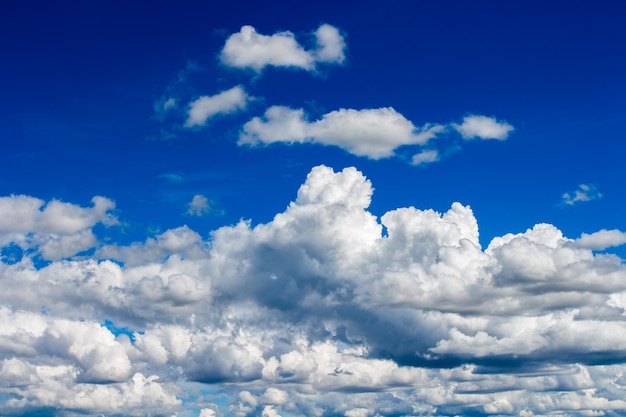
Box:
[1,0,626,416]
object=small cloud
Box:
[185,85,252,128]
[562,183,602,206]
[220,24,346,72]
[158,172,184,184]
[314,24,346,64]
[153,97,177,118]
[152,60,200,121]
[452,115,514,140]
[162,97,177,111]
[411,150,439,166]
[186,194,211,216]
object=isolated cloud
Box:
[240,106,444,159]
[185,85,252,127]
[187,194,211,216]
[453,114,514,140]
[562,183,603,206]
[411,149,439,165]
[2,166,626,416]
[220,24,346,72]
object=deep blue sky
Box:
[2,0,625,248]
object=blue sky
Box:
[1,1,626,416]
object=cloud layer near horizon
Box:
[1,166,626,416]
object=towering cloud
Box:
[1,166,626,416]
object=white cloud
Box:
[3,166,626,416]
[411,150,439,165]
[240,106,444,159]
[572,229,626,250]
[187,194,211,216]
[97,225,207,266]
[185,85,251,128]
[220,24,346,72]
[562,183,603,206]
[314,23,346,64]
[452,114,514,140]
[0,195,116,260]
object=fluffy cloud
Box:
[0,195,116,260]
[240,106,444,159]
[220,24,345,72]
[573,229,626,250]
[187,194,211,216]
[2,166,626,416]
[185,85,252,127]
[453,114,515,140]
[562,183,603,206]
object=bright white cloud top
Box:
[2,166,626,416]
[240,106,444,159]
[220,24,346,72]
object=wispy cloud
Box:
[411,149,439,166]
[562,183,602,205]
[185,85,252,128]
[220,24,346,72]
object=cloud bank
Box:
[1,166,626,416]
[220,24,346,72]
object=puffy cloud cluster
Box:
[1,165,626,416]
[0,195,116,260]
[220,24,346,72]
[155,25,514,166]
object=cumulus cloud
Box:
[220,24,346,72]
[185,85,252,127]
[240,106,444,159]
[562,183,603,206]
[452,114,514,140]
[0,195,116,260]
[2,166,626,416]
[186,194,211,216]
